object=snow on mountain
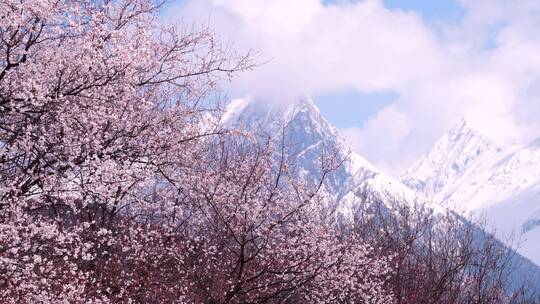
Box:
[221,97,418,218]
[402,119,540,265]
[401,119,502,203]
[222,97,540,283]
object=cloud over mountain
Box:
[164,0,540,173]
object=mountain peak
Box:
[222,96,320,125]
[446,118,484,143]
[403,122,540,267]
[448,118,468,136]
[455,118,468,129]
[292,96,316,109]
[281,96,320,121]
[401,118,500,197]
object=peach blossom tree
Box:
[0,0,395,303]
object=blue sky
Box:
[313,90,396,128]
[324,0,465,23]
[382,0,464,23]
[316,0,465,129]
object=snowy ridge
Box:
[223,97,540,277]
[222,97,431,223]
[402,120,540,265]
[222,97,379,199]
[401,119,501,200]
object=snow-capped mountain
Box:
[221,98,540,290]
[222,97,371,200]
[402,119,540,265]
[222,97,417,218]
[401,119,502,202]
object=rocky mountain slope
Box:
[221,97,417,219]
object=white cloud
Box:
[341,106,413,173]
[165,0,540,174]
